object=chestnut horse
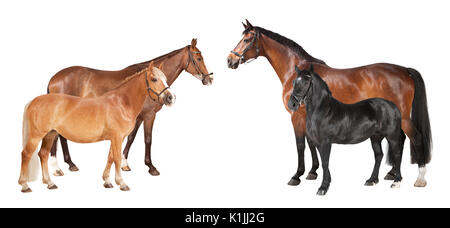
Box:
[19,62,175,192]
[227,20,431,187]
[48,39,213,176]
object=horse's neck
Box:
[110,72,148,116]
[260,35,311,85]
[305,80,333,117]
[154,47,187,86]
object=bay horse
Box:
[227,20,431,187]
[288,65,403,195]
[19,62,175,192]
[48,39,213,176]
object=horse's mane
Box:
[310,71,332,96]
[111,67,148,90]
[245,26,326,65]
[126,46,186,69]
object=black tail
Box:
[407,68,432,165]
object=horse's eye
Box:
[197,58,202,62]
[151,78,157,82]
[244,39,250,43]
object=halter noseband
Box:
[145,71,170,102]
[185,46,213,79]
[230,30,260,64]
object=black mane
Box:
[245,26,326,65]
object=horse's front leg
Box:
[143,114,159,176]
[317,143,332,196]
[306,137,319,180]
[287,113,307,186]
[111,137,129,191]
[121,115,144,171]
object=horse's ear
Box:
[245,19,254,29]
[309,64,314,73]
[242,21,247,29]
[191,38,197,48]
[149,61,154,69]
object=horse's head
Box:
[227,19,261,69]
[185,38,214,86]
[146,61,176,106]
[288,65,314,112]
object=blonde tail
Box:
[22,102,39,182]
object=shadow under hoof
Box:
[384,173,395,180]
[21,188,32,193]
[316,189,327,196]
[149,169,160,176]
[414,180,427,187]
[104,183,114,188]
[69,165,79,172]
[48,184,58,190]
[53,170,64,176]
[306,173,318,180]
[120,186,130,191]
[287,178,301,186]
[121,166,131,172]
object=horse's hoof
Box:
[120,185,130,191]
[21,187,32,193]
[149,169,160,176]
[48,184,58,190]
[384,173,395,180]
[316,189,327,196]
[287,178,301,186]
[121,166,131,172]
[306,172,318,180]
[104,183,114,189]
[53,170,64,176]
[414,179,427,187]
[364,180,378,186]
[69,165,79,172]
[391,182,401,189]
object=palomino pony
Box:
[288,65,403,195]
[227,20,431,187]
[19,62,175,192]
[48,39,213,176]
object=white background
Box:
[0,0,449,208]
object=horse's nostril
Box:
[168,95,173,101]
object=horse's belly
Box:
[55,118,106,143]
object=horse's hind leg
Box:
[39,131,58,190]
[18,137,41,193]
[49,134,64,176]
[384,131,406,180]
[386,137,403,188]
[365,136,384,186]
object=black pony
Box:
[288,65,403,195]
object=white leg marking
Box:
[414,167,427,187]
[391,181,401,189]
[121,154,128,169]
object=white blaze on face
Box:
[152,67,176,106]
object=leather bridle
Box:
[145,71,170,102]
[185,46,213,79]
[230,30,260,64]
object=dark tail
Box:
[407,68,432,165]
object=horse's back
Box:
[47,64,146,97]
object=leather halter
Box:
[185,46,213,79]
[145,71,170,102]
[230,31,260,64]
[292,76,312,106]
